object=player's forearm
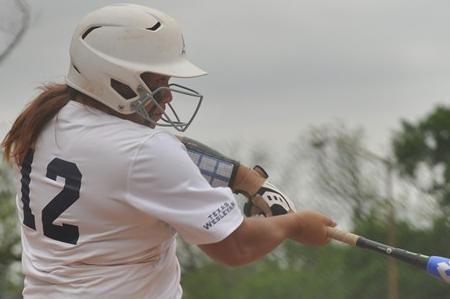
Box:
[230,214,297,265]
[199,213,296,267]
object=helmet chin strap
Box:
[133,83,203,132]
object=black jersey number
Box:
[20,151,82,245]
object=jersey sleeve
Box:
[126,132,243,245]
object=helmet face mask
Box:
[66,4,206,130]
[133,83,204,132]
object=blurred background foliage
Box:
[1,105,450,298]
[0,156,22,298]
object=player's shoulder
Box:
[137,130,184,159]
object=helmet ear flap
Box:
[110,79,137,100]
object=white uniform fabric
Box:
[15,101,243,299]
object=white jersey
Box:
[15,101,243,299]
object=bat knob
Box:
[427,256,450,284]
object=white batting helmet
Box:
[66,3,206,131]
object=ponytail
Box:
[2,84,76,165]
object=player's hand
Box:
[289,210,336,246]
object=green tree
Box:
[393,105,450,214]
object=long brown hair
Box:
[2,84,76,165]
[2,83,148,166]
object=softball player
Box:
[2,4,336,299]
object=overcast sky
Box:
[1,0,450,158]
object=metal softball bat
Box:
[327,227,450,284]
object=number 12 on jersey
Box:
[20,151,82,245]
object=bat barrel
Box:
[356,237,429,269]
